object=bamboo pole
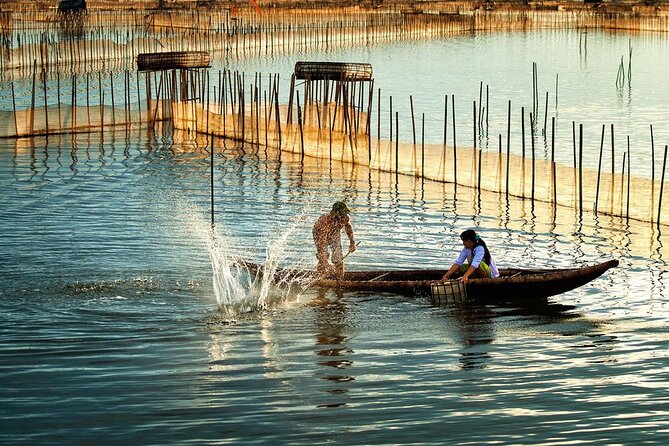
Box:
[274,80,282,148]
[297,90,304,158]
[452,94,456,188]
[521,106,526,159]
[42,69,48,134]
[389,95,393,142]
[551,116,556,209]
[594,124,605,214]
[11,82,18,137]
[626,136,631,221]
[611,123,615,210]
[578,123,583,218]
[478,81,483,126]
[543,91,548,135]
[395,111,398,177]
[421,113,425,178]
[530,111,535,204]
[377,87,381,142]
[506,120,510,201]
[56,70,62,131]
[658,146,668,229]
[485,84,489,133]
[110,72,116,126]
[210,131,215,227]
[410,94,416,145]
[366,79,374,162]
[72,74,77,131]
[29,64,36,135]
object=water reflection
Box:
[443,299,597,371]
[312,288,354,409]
[448,303,494,371]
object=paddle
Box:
[369,272,390,282]
[341,240,361,261]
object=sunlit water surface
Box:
[1,128,669,444]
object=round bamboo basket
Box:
[137,51,211,71]
[294,61,373,81]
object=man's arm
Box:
[344,219,356,252]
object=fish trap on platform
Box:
[137,51,211,71]
[294,61,373,81]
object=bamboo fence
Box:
[3,6,669,77]
[3,3,669,228]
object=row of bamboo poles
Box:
[3,4,669,228]
[0,9,474,76]
[3,65,668,229]
[4,7,669,78]
[128,68,669,230]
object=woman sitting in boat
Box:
[312,201,356,278]
[442,229,499,284]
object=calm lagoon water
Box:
[1,129,669,444]
[2,27,669,445]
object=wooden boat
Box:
[239,259,619,302]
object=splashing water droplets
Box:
[208,233,248,312]
[175,195,317,315]
[208,211,315,316]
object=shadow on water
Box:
[447,302,495,371]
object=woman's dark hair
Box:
[460,229,491,264]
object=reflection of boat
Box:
[238,260,618,302]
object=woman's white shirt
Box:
[454,245,500,278]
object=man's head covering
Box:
[331,201,351,215]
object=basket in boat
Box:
[137,51,211,71]
[431,280,467,304]
[294,61,373,81]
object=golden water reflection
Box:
[313,288,354,408]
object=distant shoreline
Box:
[3,0,669,15]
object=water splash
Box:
[210,208,316,316]
[175,195,316,316]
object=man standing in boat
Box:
[313,201,356,278]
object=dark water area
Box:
[1,130,669,444]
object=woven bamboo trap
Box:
[294,61,373,81]
[431,280,467,305]
[58,0,86,13]
[137,51,210,71]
